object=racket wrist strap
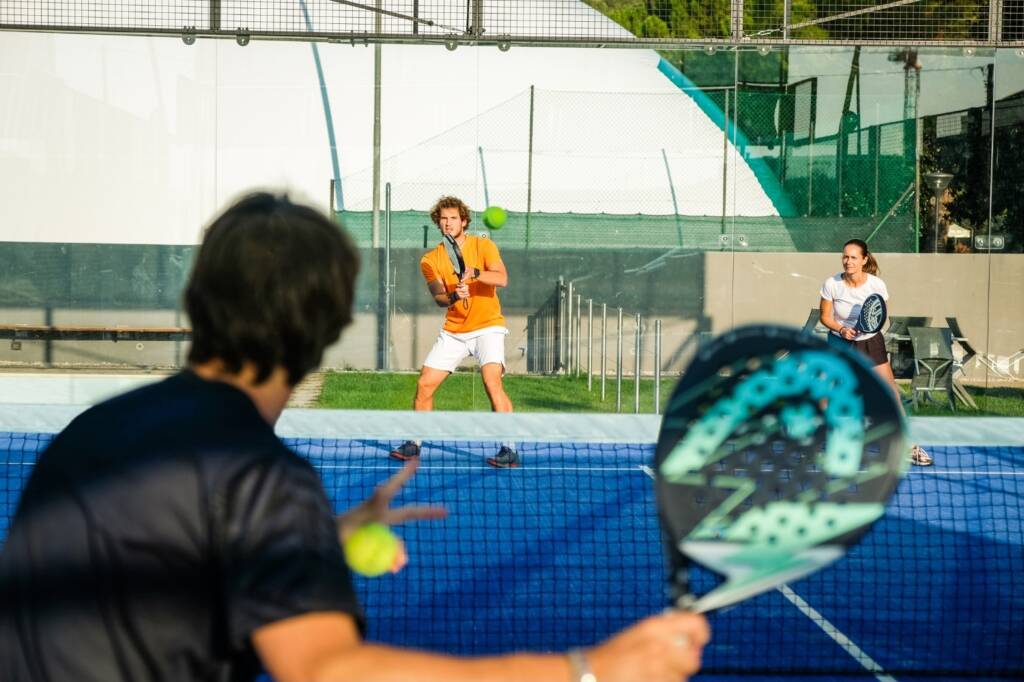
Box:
[566,648,596,682]
[447,291,458,306]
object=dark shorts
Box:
[827,331,889,366]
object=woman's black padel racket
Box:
[655,325,907,613]
[855,293,887,335]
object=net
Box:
[1,407,1022,678]
[1,1,1020,46]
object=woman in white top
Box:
[819,238,933,466]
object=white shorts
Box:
[423,327,508,373]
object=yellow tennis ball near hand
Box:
[344,523,400,577]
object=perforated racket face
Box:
[443,234,466,280]
[654,325,907,613]
[857,294,887,334]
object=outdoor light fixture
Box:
[922,171,953,254]
[181,27,196,45]
[497,37,511,52]
[445,35,458,51]
[704,45,716,55]
[236,29,250,46]
[758,45,771,56]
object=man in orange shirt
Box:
[390,196,518,468]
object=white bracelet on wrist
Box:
[567,648,597,682]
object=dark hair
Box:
[843,238,880,276]
[185,192,360,386]
[429,196,471,228]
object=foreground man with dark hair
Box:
[1,192,708,682]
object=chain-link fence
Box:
[1,1,1021,46]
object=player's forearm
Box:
[434,292,456,307]
[311,644,572,682]
[818,303,843,333]
[819,314,844,333]
[475,270,507,288]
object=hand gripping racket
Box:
[855,294,887,335]
[443,233,469,310]
[655,325,907,613]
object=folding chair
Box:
[944,317,979,408]
[802,308,828,338]
[885,316,931,380]
[908,327,956,410]
[944,317,1010,380]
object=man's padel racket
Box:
[443,233,469,310]
[855,293,887,335]
[655,325,907,613]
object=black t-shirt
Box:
[1,371,363,682]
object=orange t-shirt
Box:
[420,235,507,334]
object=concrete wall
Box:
[704,252,1024,381]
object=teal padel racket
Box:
[656,325,908,613]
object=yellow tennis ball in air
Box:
[343,523,400,577]
[482,205,507,230]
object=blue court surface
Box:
[2,429,1022,681]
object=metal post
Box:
[634,313,642,414]
[808,118,815,215]
[989,0,1003,43]
[526,85,535,249]
[371,2,382,247]
[662,148,683,246]
[575,293,582,376]
[654,320,662,414]
[873,108,880,216]
[837,127,844,217]
[470,0,483,37]
[587,299,594,391]
[782,0,790,40]
[478,146,491,208]
[210,0,221,30]
[616,308,623,413]
[557,277,566,371]
[721,88,730,239]
[922,171,953,254]
[566,281,574,374]
[601,303,607,401]
[731,0,744,41]
[383,182,392,369]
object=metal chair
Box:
[908,327,956,410]
[885,316,931,379]
[944,317,979,408]
[802,308,828,338]
[946,316,1020,380]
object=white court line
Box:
[314,464,644,471]
[909,470,1024,475]
[778,585,897,682]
